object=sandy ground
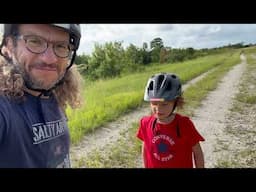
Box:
[70,54,247,168]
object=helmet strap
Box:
[167,100,181,137]
[24,81,53,97]
[66,50,77,70]
[167,99,178,117]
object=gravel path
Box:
[192,54,246,168]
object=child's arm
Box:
[192,143,204,168]
[141,143,145,168]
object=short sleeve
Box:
[181,116,205,146]
[188,119,204,146]
[136,118,145,141]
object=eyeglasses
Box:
[16,35,74,58]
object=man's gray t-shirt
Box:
[0,93,70,168]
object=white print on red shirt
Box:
[152,134,175,162]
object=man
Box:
[0,24,83,167]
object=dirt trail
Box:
[192,54,246,168]
[70,68,213,164]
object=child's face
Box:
[150,100,175,120]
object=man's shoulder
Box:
[0,95,19,112]
[0,95,10,105]
[0,96,12,120]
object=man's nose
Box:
[40,45,58,64]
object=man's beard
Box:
[11,55,65,91]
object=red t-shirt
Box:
[137,113,204,168]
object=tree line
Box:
[75,38,248,80]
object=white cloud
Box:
[77,24,256,55]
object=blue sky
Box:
[77,24,256,56]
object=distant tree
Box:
[125,44,143,64]
[185,47,195,59]
[150,37,164,49]
[74,54,90,65]
[143,42,148,50]
[87,42,125,80]
[159,48,169,63]
[150,38,165,63]
[141,42,151,65]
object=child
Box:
[136,72,205,168]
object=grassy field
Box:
[67,49,241,145]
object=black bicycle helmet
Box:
[2,24,81,50]
[144,72,182,101]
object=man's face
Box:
[6,24,71,90]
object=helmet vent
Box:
[166,81,172,90]
[157,75,165,90]
[149,81,154,90]
[171,74,177,79]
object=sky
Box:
[1,24,256,56]
[77,24,256,56]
